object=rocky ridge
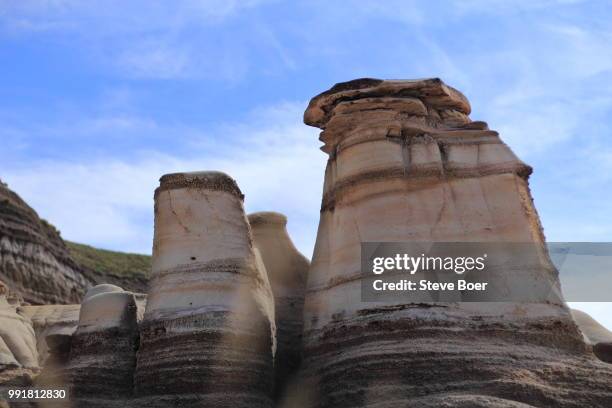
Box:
[0,181,90,305]
[0,180,150,305]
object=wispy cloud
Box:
[0,0,278,80]
[0,0,274,32]
[1,102,323,256]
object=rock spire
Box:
[248,212,309,400]
[134,172,276,407]
[299,78,612,407]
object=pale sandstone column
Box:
[299,78,612,407]
[134,172,275,408]
[248,212,309,400]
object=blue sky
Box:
[1,1,611,325]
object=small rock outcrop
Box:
[134,172,276,407]
[0,280,39,404]
[65,284,139,406]
[0,280,37,370]
[572,309,612,363]
[248,212,309,400]
[0,180,90,304]
[299,78,612,407]
[21,303,80,366]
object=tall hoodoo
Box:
[301,78,612,407]
[135,172,276,408]
[248,212,309,400]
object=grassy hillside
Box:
[66,241,151,282]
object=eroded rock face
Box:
[65,284,139,406]
[20,304,80,366]
[248,212,310,400]
[299,78,612,407]
[572,309,612,363]
[134,172,276,407]
[0,281,37,370]
[0,280,39,404]
[0,180,91,304]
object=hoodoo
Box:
[248,212,309,400]
[299,78,612,407]
[65,284,139,407]
[134,172,276,408]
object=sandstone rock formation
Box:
[64,284,139,407]
[20,304,80,366]
[2,80,612,408]
[0,280,39,407]
[134,172,276,407]
[248,212,309,400]
[0,180,90,304]
[572,308,612,363]
[299,78,612,407]
[0,280,38,370]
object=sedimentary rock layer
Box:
[0,180,91,304]
[134,172,275,407]
[298,78,612,407]
[64,284,139,407]
[248,212,309,399]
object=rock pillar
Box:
[248,212,309,400]
[135,172,275,408]
[66,284,138,407]
[300,78,612,407]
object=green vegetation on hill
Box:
[66,241,151,280]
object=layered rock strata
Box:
[0,180,91,304]
[299,78,612,407]
[64,284,139,406]
[572,309,612,363]
[134,172,276,407]
[248,212,309,399]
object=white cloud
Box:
[116,43,193,80]
[1,102,324,256]
[0,0,277,80]
[0,0,274,32]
